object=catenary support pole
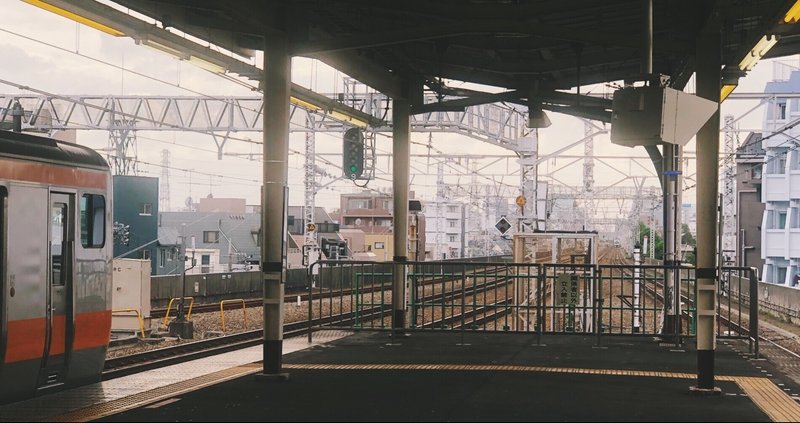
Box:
[392,92,411,335]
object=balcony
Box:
[788,230,800,259]
[764,174,789,202]
[791,171,800,198]
[764,229,787,258]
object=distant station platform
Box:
[3,332,800,422]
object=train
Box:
[0,130,113,403]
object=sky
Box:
[0,1,793,217]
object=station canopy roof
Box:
[90,1,800,117]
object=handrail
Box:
[162,296,195,327]
[220,299,247,332]
[304,260,758,342]
[749,267,760,358]
[112,308,146,338]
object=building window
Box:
[374,242,385,249]
[447,206,458,213]
[201,254,211,273]
[792,206,800,229]
[448,219,458,228]
[80,194,105,248]
[777,155,787,174]
[752,165,762,180]
[779,212,787,229]
[159,249,166,267]
[768,151,788,174]
[316,222,339,233]
[142,249,151,260]
[347,199,370,209]
[140,203,152,216]
[778,266,788,284]
[204,230,220,243]
[768,101,788,120]
[448,235,457,242]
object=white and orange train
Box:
[0,130,113,403]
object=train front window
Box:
[80,194,105,248]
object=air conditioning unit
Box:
[610,86,717,148]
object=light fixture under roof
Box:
[784,0,800,23]
[720,84,737,102]
[738,35,779,71]
[23,0,124,36]
[137,38,189,60]
[188,55,227,74]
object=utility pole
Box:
[160,149,171,212]
[303,114,320,267]
[435,161,444,260]
[169,223,195,339]
[583,121,595,230]
[722,115,737,266]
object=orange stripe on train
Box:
[74,310,112,350]
[4,318,46,363]
[4,311,112,364]
[0,159,107,190]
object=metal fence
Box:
[306,260,759,350]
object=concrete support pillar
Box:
[260,32,290,379]
[694,26,721,392]
[392,95,411,334]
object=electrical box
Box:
[610,86,717,148]
[112,258,151,333]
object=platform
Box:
[0,331,351,422]
[3,331,800,422]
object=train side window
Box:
[80,194,106,248]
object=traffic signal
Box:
[343,127,364,179]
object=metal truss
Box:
[0,91,524,152]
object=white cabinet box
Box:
[112,259,151,333]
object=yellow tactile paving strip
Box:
[284,363,800,422]
[734,376,800,423]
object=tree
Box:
[681,223,696,247]
[681,223,696,265]
[638,222,663,260]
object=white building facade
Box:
[424,201,465,260]
[760,70,800,287]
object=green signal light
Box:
[350,165,359,172]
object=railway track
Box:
[107,249,617,377]
[105,271,516,378]
[150,266,511,319]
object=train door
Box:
[39,192,74,387]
